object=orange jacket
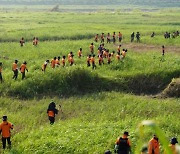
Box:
[0,66,2,73]
[48,111,55,117]
[12,63,18,71]
[118,33,122,37]
[148,138,160,154]
[0,121,13,138]
[56,59,60,65]
[51,59,56,68]
[116,55,120,60]
[164,144,178,154]
[122,51,126,57]
[91,57,95,64]
[78,50,82,57]
[20,64,27,73]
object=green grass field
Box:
[0,8,180,154]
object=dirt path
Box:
[122,43,180,54]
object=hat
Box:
[171,137,178,144]
[124,131,129,136]
[2,115,7,121]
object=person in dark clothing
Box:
[115,131,131,154]
[131,32,135,42]
[47,101,59,125]
[136,32,140,42]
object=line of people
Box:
[1,116,179,153]
[105,132,179,154]
[94,32,123,44]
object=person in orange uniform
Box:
[107,33,111,43]
[115,131,131,154]
[0,62,2,83]
[0,115,14,149]
[33,37,39,46]
[166,137,178,154]
[91,54,96,69]
[20,37,25,47]
[118,32,123,42]
[113,32,116,44]
[51,57,56,68]
[89,43,95,54]
[95,34,99,42]
[116,52,121,61]
[117,45,121,54]
[20,61,28,80]
[78,48,82,58]
[87,55,91,67]
[42,60,49,72]
[121,49,127,59]
[107,53,112,64]
[55,56,60,67]
[101,33,105,43]
[68,52,73,63]
[98,54,104,66]
[47,101,59,125]
[69,55,74,66]
[12,59,18,80]
[62,56,66,67]
[148,135,160,154]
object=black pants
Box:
[13,70,18,80]
[2,137,11,149]
[49,116,55,124]
[22,72,25,80]
[0,72,2,83]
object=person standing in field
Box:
[68,52,73,63]
[33,37,39,46]
[115,131,131,154]
[131,32,135,42]
[167,137,178,154]
[47,101,60,125]
[87,55,91,67]
[51,57,56,69]
[78,48,82,58]
[117,45,121,54]
[162,45,165,56]
[113,32,116,44]
[148,135,160,154]
[69,54,75,66]
[89,43,95,54]
[91,54,96,69]
[20,37,25,47]
[62,56,66,67]
[12,59,19,80]
[95,34,99,42]
[107,33,111,44]
[55,56,60,67]
[101,33,105,43]
[98,54,104,66]
[136,32,140,42]
[0,115,14,149]
[0,62,3,83]
[42,60,49,72]
[20,61,28,80]
[118,32,123,42]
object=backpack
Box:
[116,137,130,154]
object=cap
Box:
[2,115,7,121]
[124,131,129,136]
[171,137,178,144]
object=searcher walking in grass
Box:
[0,116,14,149]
